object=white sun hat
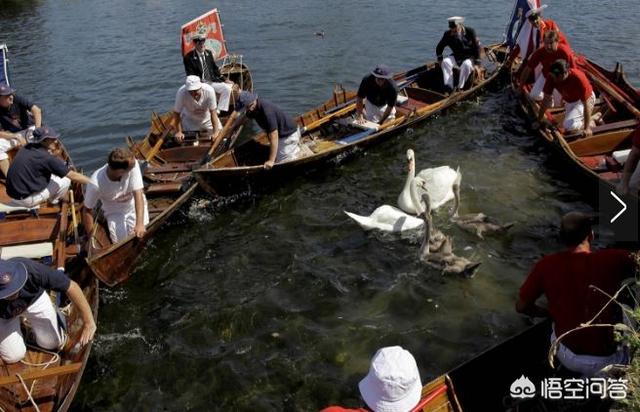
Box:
[526,4,548,18]
[185,75,202,91]
[358,346,422,412]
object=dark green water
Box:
[1,0,639,410]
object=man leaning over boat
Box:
[0,82,42,177]
[517,30,575,107]
[355,64,397,125]
[516,212,632,377]
[236,91,308,170]
[533,59,595,137]
[435,16,481,94]
[82,147,149,244]
[0,258,96,363]
[5,127,93,208]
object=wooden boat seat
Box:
[0,242,53,259]
[145,182,183,195]
[565,119,638,141]
[0,218,57,247]
[405,87,447,104]
[144,162,197,175]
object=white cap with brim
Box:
[358,346,422,412]
[447,16,464,24]
[526,5,548,18]
[185,75,202,91]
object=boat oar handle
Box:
[202,110,242,164]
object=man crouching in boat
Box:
[82,148,148,243]
[0,82,42,177]
[0,258,96,363]
[436,16,481,94]
[355,64,397,125]
[236,91,305,170]
[516,212,632,376]
[173,75,222,144]
[517,30,575,107]
[533,59,595,137]
[6,127,93,208]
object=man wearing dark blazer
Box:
[435,16,481,93]
[183,34,235,112]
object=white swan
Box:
[344,177,424,232]
[397,149,461,215]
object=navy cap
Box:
[236,91,258,110]
[193,33,206,42]
[0,82,15,96]
[371,64,392,79]
[32,126,60,144]
[0,260,28,300]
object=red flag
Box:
[181,9,228,60]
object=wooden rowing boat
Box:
[193,45,507,197]
[85,62,253,287]
[0,142,98,411]
[511,51,640,197]
[416,320,553,412]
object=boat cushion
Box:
[0,242,53,259]
[396,95,409,105]
[335,117,380,131]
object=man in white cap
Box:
[321,346,423,412]
[435,16,481,93]
[6,127,93,208]
[355,64,398,125]
[183,34,236,113]
[0,258,96,363]
[173,75,222,144]
[0,82,42,177]
[525,5,569,48]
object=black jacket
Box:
[183,49,224,83]
[435,27,480,64]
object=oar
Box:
[145,127,172,163]
[0,363,82,386]
[55,197,69,271]
[585,71,640,119]
[68,187,80,250]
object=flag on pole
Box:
[504,0,542,59]
[181,9,228,60]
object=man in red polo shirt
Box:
[526,6,570,48]
[516,212,633,376]
[519,30,574,106]
[534,59,595,136]
[618,126,640,195]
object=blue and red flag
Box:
[504,0,542,59]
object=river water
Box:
[1,0,639,410]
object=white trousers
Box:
[0,292,64,363]
[441,56,474,89]
[10,175,70,208]
[363,99,396,124]
[207,81,233,112]
[0,126,35,161]
[105,198,150,243]
[552,330,627,377]
[275,128,304,163]
[564,92,596,132]
[529,73,563,107]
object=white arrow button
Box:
[610,191,627,223]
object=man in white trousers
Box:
[435,16,481,94]
[0,258,96,363]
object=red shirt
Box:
[519,248,633,356]
[544,68,593,103]
[527,43,574,77]
[538,19,569,47]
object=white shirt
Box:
[84,160,144,216]
[174,83,217,131]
